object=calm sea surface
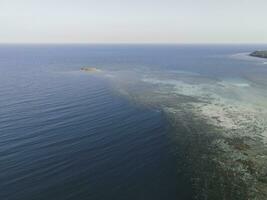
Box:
[1,44,267,200]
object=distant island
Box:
[250,50,267,58]
[81,67,101,72]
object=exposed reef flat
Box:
[250,51,267,59]
[81,67,102,72]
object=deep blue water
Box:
[1,44,267,200]
[0,45,186,200]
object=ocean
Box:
[1,44,267,199]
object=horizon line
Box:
[1,42,267,46]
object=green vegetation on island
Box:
[250,51,267,58]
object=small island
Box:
[250,50,267,58]
[81,67,101,72]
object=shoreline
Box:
[250,51,267,59]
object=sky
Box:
[0,0,267,44]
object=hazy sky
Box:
[1,0,267,43]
